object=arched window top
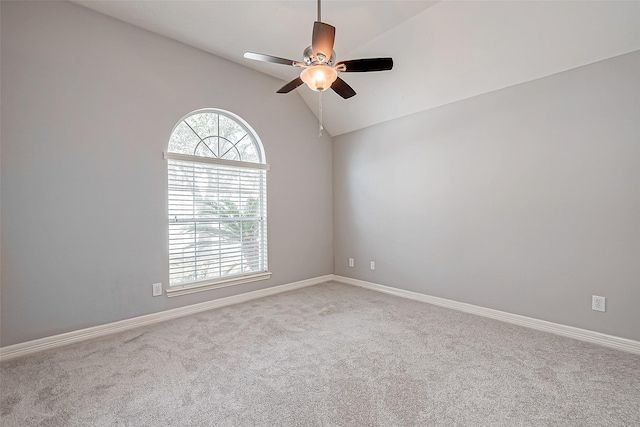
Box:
[168,109,265,164]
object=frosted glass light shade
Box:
[300,65,338,92]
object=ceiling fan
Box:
[243,0,393,99]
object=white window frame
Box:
[164,109,270,297]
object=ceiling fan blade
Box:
[244,52,298,66]
[331,77,356,99]
[311,22,335,60]
[336,58,394,72]
[277,77,304,94]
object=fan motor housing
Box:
[303,46,336,66]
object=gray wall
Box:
[2,1,638,348]
[334,51,640,341]
[0,1,333,347]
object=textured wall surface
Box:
[0,1,333,346]
[334,51,640,341]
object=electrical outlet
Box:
[592,295,605,312]
[370,261,375,270]
[152,283,163,297]
[349,258,354,267]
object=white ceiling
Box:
[73,0,640,136]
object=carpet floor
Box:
[1,281,639,426]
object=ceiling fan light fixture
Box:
[243,0,392,99]
[300,65,338,92]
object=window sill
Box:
[165,272,272,298]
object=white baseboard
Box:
[3,274,638,361]
[333,275,640,355]
[0,274,333,362]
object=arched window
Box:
[164,109,270,296]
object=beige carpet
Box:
[1,281,639,426]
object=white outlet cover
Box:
[592,295,606,312]
[370,261,375,270]
[152,283,163,297]
[349,258,354,267]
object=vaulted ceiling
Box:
[73,1,640,136]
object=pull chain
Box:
[319,91,323,137]
[317,0,324,137]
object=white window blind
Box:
[168,157,267,286]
